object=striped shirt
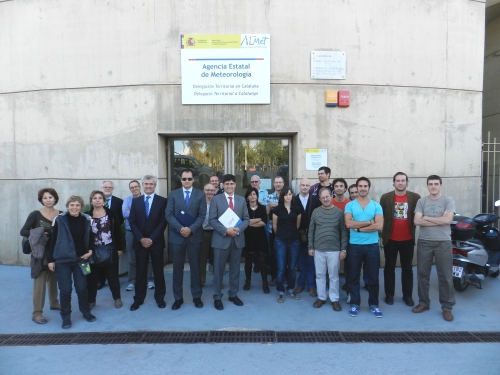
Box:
[308,206,348,252]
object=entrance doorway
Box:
[167,137,291,196]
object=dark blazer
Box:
[165,187,206,245]
[294,193,321,231]
[209,193,250,249]
[129,194,168,250]
[109,195,124,225]
[379,190,421,246]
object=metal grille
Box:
[1,331,499,347]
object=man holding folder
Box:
[209,174,250,310]
[165,168,207,310]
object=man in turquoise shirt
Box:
[345,177,384,318]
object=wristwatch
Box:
[356,228,360,232]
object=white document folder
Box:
[218,208,242,228]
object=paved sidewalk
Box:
[1,264,499,375]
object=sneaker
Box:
[277,294,284,303]
[349,306,358,317]
[286,291,300,300]
[148,281,155,289]
[126,284,135,291]
[346,293,351,304]
[370,307,383,318]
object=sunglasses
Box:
[251,181,259,183]
[182,178,193,181]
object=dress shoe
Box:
[50,304,61,311]
[412,304,430,313]
[268,278,277,286]
[89,302,96,309]
[157,300,166,309]
[193,298,203,308]
[313,299,326,308]
[214,300,224,310]
[294,286,304,293]
[331,301,342,311]
[171,299,183,310]
[309,288,318,297]
[228,296,244,306]
[243,280,251,291]
[130,302,142,311]
[403,297,415,307]
[61,319,72,329]
[115,299,123,309]
[263,283,270,294]
[443,310,454,322]
[32,315,48,324]
[84,313,96,322]
[384,295,394,305]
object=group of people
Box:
[20,166,456,329]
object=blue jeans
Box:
[55,261,91,319]
[275,238,300,293]
[297,242,316,289]
[347,243,380,308]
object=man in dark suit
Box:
[294,178,320,296]
[98,181,124,289]
[165,168,206,310]
[102,181,124,224]
[209,174,250,310]
[129,175,168,311]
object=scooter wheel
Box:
[453,270,469,292]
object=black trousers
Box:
[87,252,121,303]
[134,246,166,304]
[383,239,414,299]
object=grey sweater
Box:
[308,206,348,252]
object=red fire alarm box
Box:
[338,91,350,107]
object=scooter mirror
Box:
[495,200,500,208]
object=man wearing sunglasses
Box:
[165,169,207,310]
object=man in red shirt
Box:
[332,178,350,211]
[379,172,420,307]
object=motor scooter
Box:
[451,200,500,292]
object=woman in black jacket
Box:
[20,188,61,324]
[85,190,124,309]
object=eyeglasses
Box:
[182,178,193,181]
[130,185,140,189]
[251,181,259,184]
[320,196,332,200]
[204,189,215,192]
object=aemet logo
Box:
[241,35,269,47]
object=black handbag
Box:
[22,237,31,254]
[92,244,113,266]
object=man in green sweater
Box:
[308,187,348,311]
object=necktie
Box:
[145,196,150,218]
[228,196,234,210]
[104,199,110,209]
[185,190,190,207]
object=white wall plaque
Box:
[311,51,346,79]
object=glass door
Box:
[168,139,226,191]
[167,137,291,196]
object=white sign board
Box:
[311,51,346,79]
[181,34,270,104]
[306,149,328,170]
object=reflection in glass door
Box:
[168,139,225,191]
[233,139,290,197]
[167,137,290,196]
